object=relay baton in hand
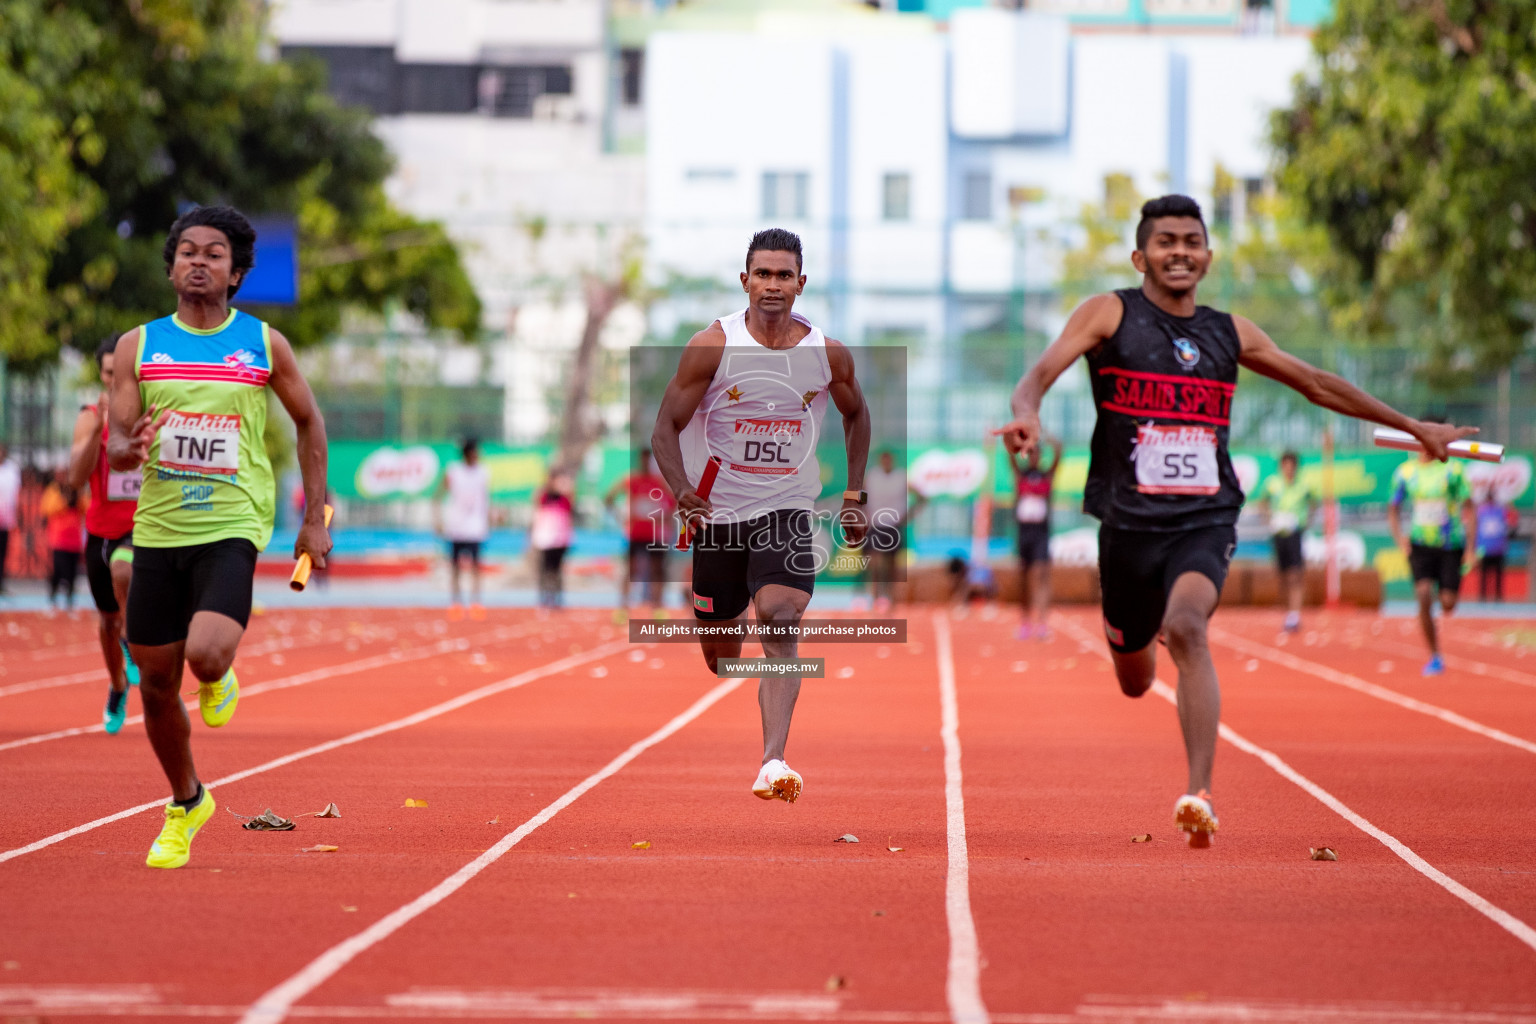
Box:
[290,504,335,592]
[677,456,723,551]
[1372,428,1504,464]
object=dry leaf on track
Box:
[403,798,428,808]
[834,834,859,843]
[1310,847,1338,861]
[312,803,341,819]
[825,975,846,992]
[302,845,339,853]
[631,840,651,850]
[887,838,903,852]
[1131,834,1152,843]
[235,808,295,831]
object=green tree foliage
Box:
[2,0,479,367]
[1272,0,1536,371]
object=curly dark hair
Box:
[162,205,257,298]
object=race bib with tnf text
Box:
[157,411,241,476]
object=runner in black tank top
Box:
[998,195,1477,849]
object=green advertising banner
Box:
[330,440,1534,510]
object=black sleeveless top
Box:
[1083,287,1244,531]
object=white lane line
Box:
[0,640,626,865]
[1362,636,1536,692]
[933,613,991,1024]
[1057,617,1536,957]
[0,628,352,699]
[1210,627,1536,757]
[0,626,527,754]
[236,675,746,1024]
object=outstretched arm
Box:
[650,325,725,527]
[268,329,332,569]
[997,294,1122,455]
[827,340,871,547]
[67,404,102,491]
[1235,316,1476,460]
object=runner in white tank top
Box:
[652,230,872,805]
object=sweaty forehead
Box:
[178,225,231,249]
[748,250,800,274]
[1149,216,1207,239]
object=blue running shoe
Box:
[1423,654,1445,677]
[103,688,128,735]
[120,639,140,687]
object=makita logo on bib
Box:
[1172,338,1200,368]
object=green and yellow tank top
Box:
[134,309,275,550]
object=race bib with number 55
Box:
[157,411,241,476]
[1134,424,1220,495]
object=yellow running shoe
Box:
[146,787,216,869]
[199,667,239,728]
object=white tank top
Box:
[680,309,833,522]
[442,461,490,542]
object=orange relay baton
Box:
[289,504,334,592]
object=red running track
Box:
[1,605,1534,1023]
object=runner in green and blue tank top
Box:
[107,205,331,870]
[1387,423,1476,677]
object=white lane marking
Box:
[0,629,350,699]
[1210,627,1536,757]
[1057,617,1536,957]
[383,987,841,1015]
[0,626,526,754]
[0,640,625,865]
[933,613,991,1024]
[236,676,746,1024]
[1363,636,1536,691]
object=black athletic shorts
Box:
[1098,523,1236,654]
[690,509,815,621]
[84,532,133,614]
[448,540,482,566]
[1272,530,1304,572]
[1409,543,1465,592]
[127,538,259,647]
[1017,525,1051,567]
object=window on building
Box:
[882,172,912,222]
[281,46,399,115]
[620,48,644,106]
[479,65,574,118]
[762,172,809,220]
[399,64,479,114]
[962,171,992,221]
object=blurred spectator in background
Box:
[532,472,576,610]
[40,472,86,612]
[1476,495,1516,602]
[1256,451,1318,633]
[1010,434,1062,640]
[604,447,674,609]
[0,442,18,594]
[436,438,490,619]
[864,448,922,613]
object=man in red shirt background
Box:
[605,447,675,609]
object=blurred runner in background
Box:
[604,447,673,609]
[532,472,575,610]
[865,448,921,613]
[40,472,85,613]
[1475,494,1515,603]
[437,438,490,619]
[1388,421,1476,676]
[1255,451,1317,633]
[69,336,141,733]
[0,442,18,595]
[1010,434,1062,640]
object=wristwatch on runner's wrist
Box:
[842,490,867,504]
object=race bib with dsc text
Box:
[728,417,807,476]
